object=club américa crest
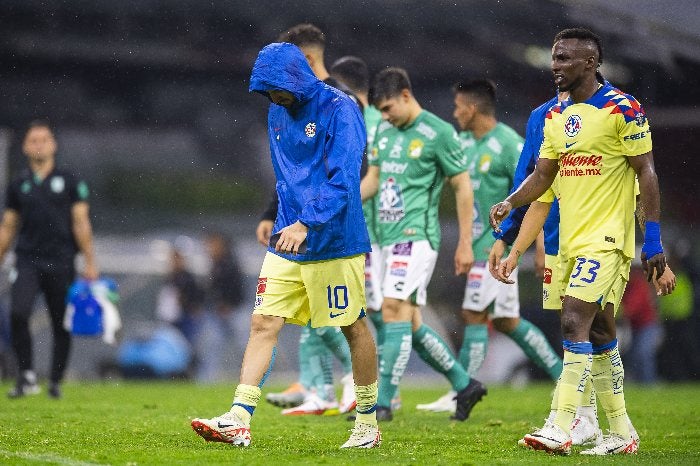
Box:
[305,122,316,138]
[564,114,582,137]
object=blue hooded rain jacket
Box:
[249,43,370,261]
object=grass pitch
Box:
[1,381,699,465]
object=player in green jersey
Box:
[418,79,563,412]
[361,68,486,422]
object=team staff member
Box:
[0,120,98,399]
[191,43,380,449]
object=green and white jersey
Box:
[363,105,383,244]
[369,110,468,250]
[461,122,523,261]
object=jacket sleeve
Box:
[298,104,366,229]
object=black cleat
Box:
[451,379,487,421]
[48,382,62,399]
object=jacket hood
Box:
[249,42,320,103]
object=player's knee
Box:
[492,317,518,334]
[559,312,581,340]
[249,314,282,337]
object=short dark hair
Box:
[330,56,369,94]
[25,118,54,137]
[371,67,412,105]
[453,79,497,116]
[277,23,325,49]
[554,27,603,65]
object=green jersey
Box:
[369,110,468,250]
[461,122,523,260]
[363,105,383,244]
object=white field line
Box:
[0,448,108,466]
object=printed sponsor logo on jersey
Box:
[51,176,65,193]
[479,154,492,173]
[543,268,552,284]
[564,114,582,137]
[377,136,389,150]
[379,176,405,222]
[559,153,603,177]
[256,278,268,295]
[381,161,408,174]
[392,242,413,256]
[390,261,408,277]
[415,122,437,140]
[623,129,650,141]
[407,139,424,159]
[304,122,316,138]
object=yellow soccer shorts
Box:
[253,252,367,328]
[562,249,631,314]
[542,254,565,311]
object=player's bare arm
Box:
[496,200,551,284]
[360,165,380,201]
[534,231,545,279]
[275,220,308,255]
[489,157,558,232]
[450,171,474,275]
[0,209,19,260]
[72,201,99,280]
[627,151,666,281]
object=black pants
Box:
[10,257,75,383]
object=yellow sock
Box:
[592,344,630,438]
[355,381,378,426]
[230,384,261,425]
[553,349,591,433]
[548,377,560,421]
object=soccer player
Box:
[0,120,99,399]
[361,67,486,422]
[490,28,668,455]
[260,23,356,415]
[191,42,380,449]
[417,79,562,413]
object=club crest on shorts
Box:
[257,278,268,295]
[564,114,582,137]
[305,122,316,138]
[543,268,552,284]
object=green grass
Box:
[1,381,699,465]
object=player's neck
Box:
[570,75,601,103]
[313,64,330,82]
[403,100,423,127]
[470,116,497,140]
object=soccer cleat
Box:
[580,433,638,455]
[281,392,339,416]
[416,390,457,412]
[265,382,307,408]
[339,373,357,414]
[451,379,487,421]
[7,371,41,399]
[570,416,602,446]
[48,382,62,399]
[191,411,251,447]
[628,417,640,447]
[523,419,572,455]
[340,422,381,449]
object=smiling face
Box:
[551,38,598,93]
[268,90,296,108]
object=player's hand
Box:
[275,221,308,255]
[489,200,512,233]
[256,220,274,246]
[641,251,667,283]
[454,240,474,276]
[82,259,99,281]
[653,265,676,296]
[495,253,518,284]
[488,240,506,279]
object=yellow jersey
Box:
[539,82,652,261]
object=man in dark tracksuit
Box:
[0,120,98,399]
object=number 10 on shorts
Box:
[327,285,349,309]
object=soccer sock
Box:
[591,339,630,438]
[368,311,385,357]
[458,324,489,377]
[553,341,592,433]
[413,324,470,391]
[377,321,412,408]
[317,326,353,374]
[259,346,276,388]
[507,319,563,381]
[355,381,378,426]
[576,376,597,423]
[548,378,561,422]
[298,324,313,390]
[320,354,336,401]
[306,327,333,400]
[230,384,261,425]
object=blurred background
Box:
[1,0,698,385]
